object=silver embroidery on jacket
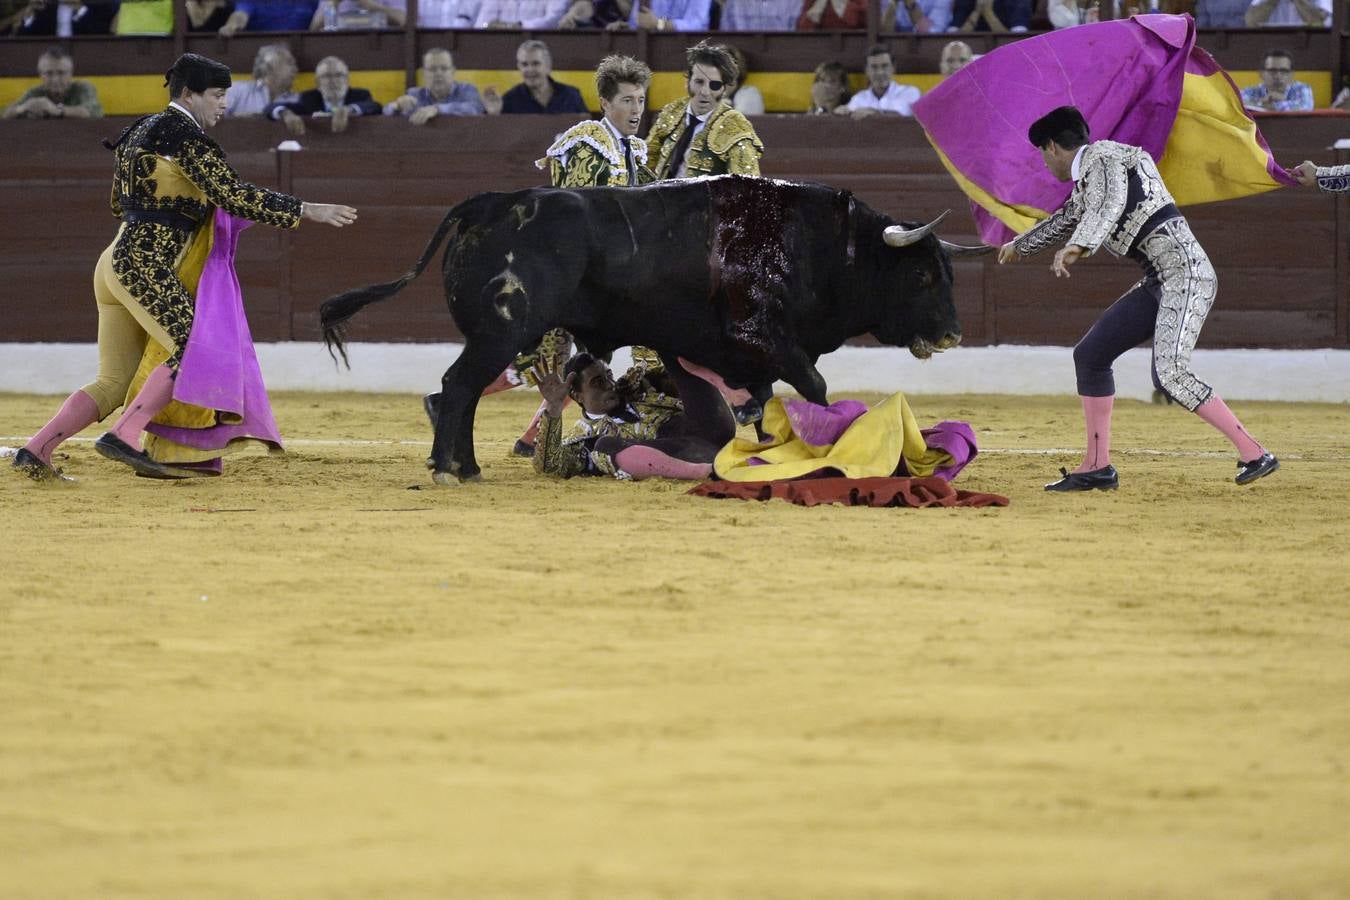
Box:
[1315,163,1350,193]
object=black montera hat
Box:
[1027,105,1089,148]
[165,53,232,93]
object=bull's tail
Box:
[319,211,463,366]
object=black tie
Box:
[622,137,636,184]
[667,112,697,178]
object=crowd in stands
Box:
[0,0,1339,34]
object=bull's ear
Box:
[940,240,994,258]
[882,209,950,248]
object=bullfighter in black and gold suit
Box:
[12,53,357,482]
[646,42,763,180]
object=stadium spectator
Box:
[1240,49,1313,111]
[720,0,798,29]
[1244,0,1331,26]
[939,40,973,76]
[807,60,849,114]
[1194,0,1246,26]
[555,0,628,26]
[10,0,115,35]
[219,0,318,34]
[266,55,382,135]
[384,48,487,124]
[3,45,102,119]
[418,0,481,24]
[311,0,405,28]
[838,44,919,118]
[608,0,711,31]
[952,0,1031,31]
[882,0,952,32]
[476,0,570,26]
[224,44,298,117]
[1045,0,1097,27]
[796,0,867,28]
[113,0,171,33]
[723,45,765,115]
[500,40,588,115]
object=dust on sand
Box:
[3,391,1347,897]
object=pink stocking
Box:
[480,367,519,397]
[613,445,713,481]
[1194,396,1264,462]
[25,390,100,464]
[108,364,176,446]
[1075,394,1114,473]
[675,356,752,406]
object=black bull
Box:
[320,175,987,484]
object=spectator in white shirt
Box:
[418,0,482,25]
[224,44,299,118]
[1244,0,1331,26]
[838,45,920,119]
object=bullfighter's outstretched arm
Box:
[1316,163,1350,192]
[1011,196,1081,258]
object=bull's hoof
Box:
[430,469,483,485]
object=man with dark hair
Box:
[997,105,1278,490]
[839,44,921,119]
[11,52,357,482]
[646,40,763,180]
[2,45,102,119]
[532,353,736,481]
[1240,49,1313,112]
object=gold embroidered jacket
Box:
[1013,140,1175,259]
[1314,164,1350,193]
[533,358,682,479]
[539,119,656,188]
[646,98,764,180]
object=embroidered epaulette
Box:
[648,98,691,147]
[543,119,647,169]
[705,105,764,156]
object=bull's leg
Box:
[431,341,518,484]
[778,347,828,406]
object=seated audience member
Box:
[418,0,481,24]
[1244,0,1330,25]
[3,46,102,119]
[219,0,318,34]
[385,48,486,124]
[1334,81,1349,110]
[952,0,1031,31]
[225,44,299,117]
[113,0,171,33]
[12,0,116,35]
[723,45,765,115]
[797,0,867,28]
[882,0,952,32]
[533,353,737,482]
[266,55,382,135]
[608,0,711,31]
[939,40,973,76]
[1241,49,1313,111]
[1045,0,1097,27]
[188,0,235,29]
[720,0,798,29]
[808,60,849,113]
[556,0,628,26]
[838,45,919,118]
[1194,0,1246,26]
[501,40,587,115]
[476,0,569,26]
[311,0,405,28]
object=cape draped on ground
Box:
[912,14,1297,245]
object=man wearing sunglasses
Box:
[1240,50,1313,112]
[647,41,763,181]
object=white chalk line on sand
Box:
[1,438,1341,462]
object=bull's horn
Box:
[882,209,950,248]
[940,240,995,258]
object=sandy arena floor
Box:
[2,389,1348,898]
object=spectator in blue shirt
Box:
[500,40,588,115]
[952,0,1030,31]
[608,0,710,31]
[385,48,486,124]
[219,0,317,33]
[1241,50,1314,112]
[1194,0,1248,26]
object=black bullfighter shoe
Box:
[94,433,190,479]
[11,447,73,482]
[1235,452,1279,485]
[1044,465,1119,492]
